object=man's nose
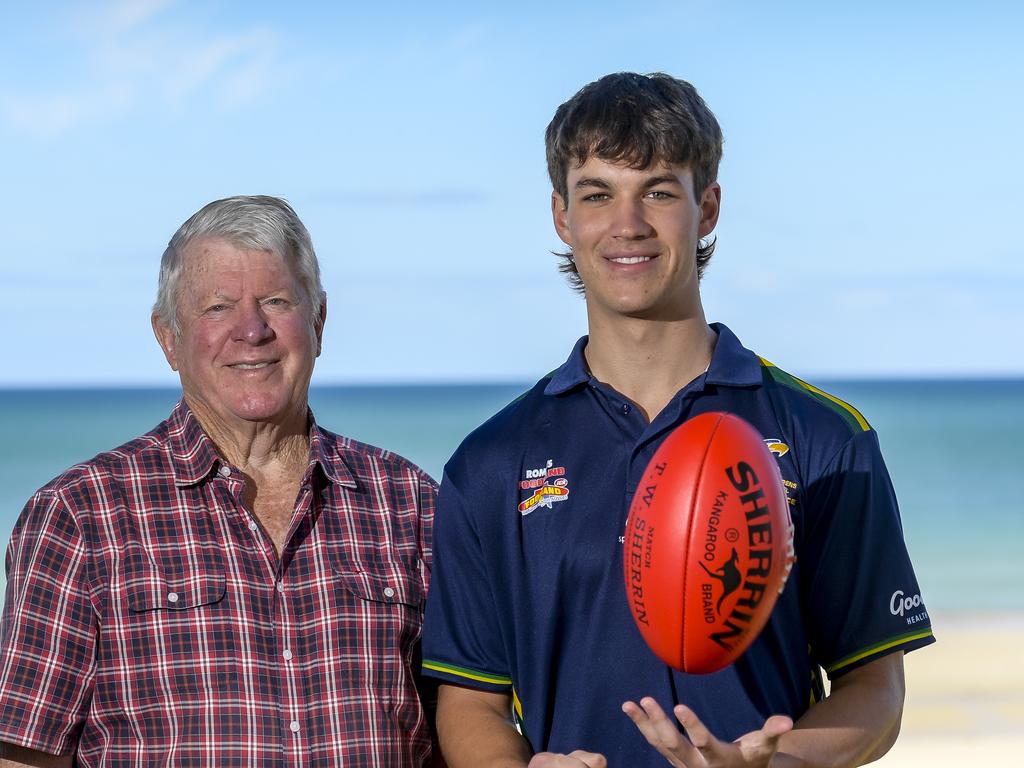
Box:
[611,199,656,239]
[232,302,274,343]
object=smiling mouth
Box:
[229,362,275,370]
[608,255,655,264]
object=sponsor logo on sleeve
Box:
[518,459,570,515]
[890,589,929,625]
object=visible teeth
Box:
[232,363,270,369]
[611,256,652,264]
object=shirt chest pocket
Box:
[111,545,237,705]
[329,555,425,699]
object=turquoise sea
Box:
[1,381,1022,616]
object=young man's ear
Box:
[697,182,722,238]
[551,191,572,247]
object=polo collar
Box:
[543,322,762,397]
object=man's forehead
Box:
[181,235,274,263]
[178,238,296,291]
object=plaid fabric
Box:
[0,401,437,767]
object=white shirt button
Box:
[167,592,179,603]
[289,720,300,733]
[383,586,396,598]
[283,649,293,660]
[276,582,285,593]
[218,466,231,477]
[248,520,259,531]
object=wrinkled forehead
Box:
[178,236,297,292]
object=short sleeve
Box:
[801,430,935,678]
[421,470,512,692]
[0,490,96,754]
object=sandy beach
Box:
[872,613,1024,766]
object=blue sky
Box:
[2,1,1021,386]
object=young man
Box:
[421,73,934,767]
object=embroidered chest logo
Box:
[763,438,799,507]
[518,459,570,515]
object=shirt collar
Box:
[705,323,763,387]
[168,400,357,489]
[543,322,762,397]
[168,400,224,486]
[307,420,358,489]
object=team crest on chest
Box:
[518,459,570,515]
[764,438,799,507]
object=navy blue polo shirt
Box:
[422,324,933,765]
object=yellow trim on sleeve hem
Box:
[422,660,512,686]
[826,629,934,674]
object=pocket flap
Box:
[335,566,422,607]
[125,547,226,612]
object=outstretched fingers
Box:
[623,697,701,766]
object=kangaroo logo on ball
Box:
[699,548,742,614]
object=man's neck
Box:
[185,396,311,474]
[583,314,717,423]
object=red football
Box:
[623,411,795,674]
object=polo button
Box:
[289,720,300,733]
[167,592,179,603]
[218,466,231,477]
[283,649,293,660]
[622,403,631,414]
[383,586,396,598]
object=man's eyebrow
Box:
[574,177,612,190]
[572,174,684,191]
[642,175,684,189]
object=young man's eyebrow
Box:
[573,174,684,191]
[574,177,612,190]
[642,175,684,189]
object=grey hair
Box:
[153,195,325,335]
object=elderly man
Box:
[0,196,438,766]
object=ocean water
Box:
[1,381,1021,616]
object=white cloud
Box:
[2,1,281,137]
[94,0,176,35]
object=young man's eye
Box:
[582,192,610,202]
[646,190,674,200]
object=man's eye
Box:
[264,297,289,307]
[206,304,228,313]
[582,193,610,202]
[646,190,674,200]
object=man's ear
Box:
[551,191,572,247]
[152,313,179,371]
[697,181,722,238]
[315,295,327,357]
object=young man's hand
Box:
[622,697,792,768]
[528,751,607,768]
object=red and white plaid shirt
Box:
[0,401,437,767]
